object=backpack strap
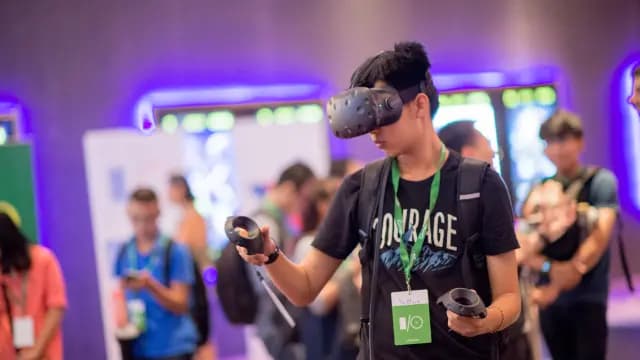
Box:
[116,241,130,271]
[457,158,500,360]
[356,157,391,360]
[564,166,600,200]
[356,158,388,320]
[457,158,490,290]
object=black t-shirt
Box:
[312,152,519,359]
[541,168,618,305]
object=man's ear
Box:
[414,93,431,121]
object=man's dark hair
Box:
[0,213,32,274]
[329,158,353,178]
[539,109,584,141]
[438,120,477,153]
[277,162,315,192]
[349,41,439,117]
[633,62,640,78]
[129,187,158,203]
[169,174,195,201]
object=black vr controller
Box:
[224,216,263,255]
[326,82,424,139]
[437,288,487,318]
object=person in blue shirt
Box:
[114,188,197,360]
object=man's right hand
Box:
[236,225,277,266]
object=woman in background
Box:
[0,212,67,360]
[168,175,210,268]
[293,179,343,360]
[168,175,216,360]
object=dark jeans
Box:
[540,302,607,360]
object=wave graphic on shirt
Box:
[380,245,458,273]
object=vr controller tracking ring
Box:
[437,288,487,318]
[223,215,297,328]
[224,216,264,255]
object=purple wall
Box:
[0,1,639,358]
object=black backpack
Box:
[216,207,290,325]
[116,239,211,346]
[355,156,507,360]
[163,241,210,346]
[216,241,259,324]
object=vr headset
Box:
[326,82,425,139]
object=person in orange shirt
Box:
[0,212,67,360]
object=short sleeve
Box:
[42,248,68,309]
[589,169,619,209]
[480,169,520,255]
[169,242,195,285]
[311,170,362,259]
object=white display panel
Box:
[83,129,184,360]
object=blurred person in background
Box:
[438,120,496,165]
[0,212,67,360]
[628,62,640,116]
[519,110,618,360]
[168,175,211,269]
[253,162,316,360]
[439,120,534,360]
[114,188,198,360]
[168,175,215,360]
[292,179,340,360]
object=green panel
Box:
[0,144,38,243]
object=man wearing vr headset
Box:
[237,42,521,359]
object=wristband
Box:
[541,259,552,275]
[265,246,280,265]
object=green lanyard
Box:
[127,235,167,273]
[391,144,447,292]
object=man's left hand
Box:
[446,308,500,337]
